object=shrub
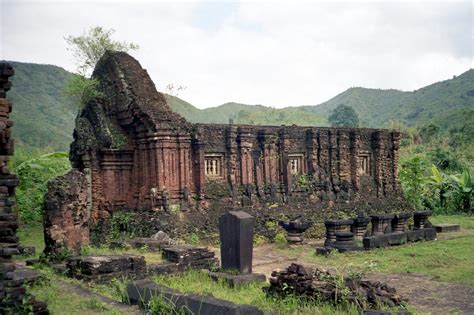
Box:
[9,149,70,224]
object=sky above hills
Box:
[1,0,472,109]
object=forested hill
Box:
[303,69,474,128]
[7,61,77,151]
[4,61,473,151]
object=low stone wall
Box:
[89,195,409,248]
[126,279,266,315]
[66,255,146,282]
[63,245,218,282]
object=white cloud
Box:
[1,0,472,108]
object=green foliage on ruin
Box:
[105,116,128,150]
[9,149,71,224]
[63,26,139,109]
[65,26,139,76]
[63,75,103,106]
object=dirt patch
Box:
[366,273,474,315]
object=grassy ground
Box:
[153,270,380,315]
[16,215,473,314]
[279,215,474,285]
[28,282,122,315]
[25,263,131,315]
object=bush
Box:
[9,149,71,224]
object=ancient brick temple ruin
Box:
[44,51,406,254]
[0,63,48,313]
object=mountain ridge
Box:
[4,60,473,151]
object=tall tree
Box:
[328,104,359,127]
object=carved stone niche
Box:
[288,153,304,175]
[358,152,371,176]
[204,153,224,179]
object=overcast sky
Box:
[1,0,472,109]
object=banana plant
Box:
[427,165,450,213]
[451,169,473,213]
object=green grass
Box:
[27,278,124,315]
[280,215,474,285]
[430,214,474,230]
[153,270,363,315]
[18,222,45,258]
[152,270,412,315]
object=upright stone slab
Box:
[219,211,255,274]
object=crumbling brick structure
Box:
[0,63,48,313]
[45,51,405,253]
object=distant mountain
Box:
[7,61,76,151]
[303,69,474,128]
[4,61,473,151]
[166,97,267,124]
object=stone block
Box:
[127,279,266,315]
[162,245,215,263]
[406,229,424,242]
[219,211,255,274]
[423,228,437,241]
[66,255,146,282]
[387,232,407,246]
[363,234,389,249]
[433,224,460,233]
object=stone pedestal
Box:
[333,232,359,252]
[414,211,432,230]
[391,213,411,233]
[351,216,371,240]
[370,214,394,235]
[219,211,255,274]
[279,217,312,245]
[324,219,353,247]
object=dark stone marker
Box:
[219,211,255,274]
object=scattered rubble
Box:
[265,263,407,309]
